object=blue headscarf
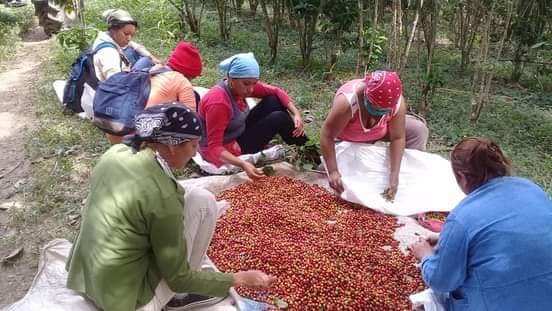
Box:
[218,52,260,79]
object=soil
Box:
[0,23,51,309]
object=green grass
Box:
[0,5,33,64]
[16,0,551,228]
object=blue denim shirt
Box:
[421,177,552,311]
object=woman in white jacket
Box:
[92,9,161,81]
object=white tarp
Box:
[2,241,242,311]
[192,145,285,175]
[4,163,446,311]
[333,142,465,216]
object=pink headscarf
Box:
[364,71,402,108]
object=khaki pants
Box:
[137,187,219,311]
[404,114,429,151]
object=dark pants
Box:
[237,95,307,154]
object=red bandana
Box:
[364,71,402,109]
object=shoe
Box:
[165,294,226,311]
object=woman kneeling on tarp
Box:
[410,137,552,310]
[66,103,275,311]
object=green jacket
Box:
[66,145,233,311]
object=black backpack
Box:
[62,42,123,113]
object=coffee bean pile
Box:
[209,176,425,310]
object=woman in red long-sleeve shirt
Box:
[198,53,307,179]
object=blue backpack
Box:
[62,42,123,113]
[92,67,170,135]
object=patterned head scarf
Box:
[364,71,402,110]
[219,52,260,79]
[124,102,201,150]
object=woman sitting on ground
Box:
[198,53,307,179]
[66,103,275,311]
[106,41,203,144]
[320,71,429,200]
[93,9,160,81]
[409,137,552,310]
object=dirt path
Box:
[0,25,51,309]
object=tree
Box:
[387,0,403,70]
[249,0,260,15]
[470,0,513,122]
[289,0,326,68]
[510,0,551,82]
[456,0,484,73]
[166,0,206,36]
[214,0,232,40]
[400,0,424,71]
[259,0,285,64]
[320,0,357,75]
[419,0,440,115]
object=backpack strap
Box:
[148,66,172,76]
[93,41,131,67]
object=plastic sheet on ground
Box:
[4,162,443,311]
[1,240,246,311]
[192,145,285,175]
[333,142,465,216]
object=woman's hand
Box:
[233,270,276,289]
[328,170,344,194]
[242,161,265,180]
[381,182,398,202]
[409,238,435,260]
[292,114,305,137]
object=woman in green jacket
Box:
[66,102,275,311]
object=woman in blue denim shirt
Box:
[410,137,552,311]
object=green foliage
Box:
[360,27,387,67]
[57,26,99,50]
[38,0,551,198]
[285,139,322,171]
[0,5,33,62]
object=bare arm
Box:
[383,97,407,201]
[320,94,353,193]
[286,101,305,137]
[219,150,264,180]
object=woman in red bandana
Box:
[320,71,429,200]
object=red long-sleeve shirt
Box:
[198,81,290,166]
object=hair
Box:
[108,21,138,31]
[451,137,512,193]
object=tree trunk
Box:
[470,1,513,123]
[459,0,482,73]
[355,0,365,75]
[420,0,438,116]
[296,0,325,68]
[259,0,282,64]
[215,0,231,40]
[400,0,424,71]
[249,0,259,15]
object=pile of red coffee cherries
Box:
[209,176,425,310]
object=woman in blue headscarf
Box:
[198,53,308,179]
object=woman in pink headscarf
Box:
[320,71,429,200]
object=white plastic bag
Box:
[409,289,447,311]
[333,142,464,216]
[192,144,285,175]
